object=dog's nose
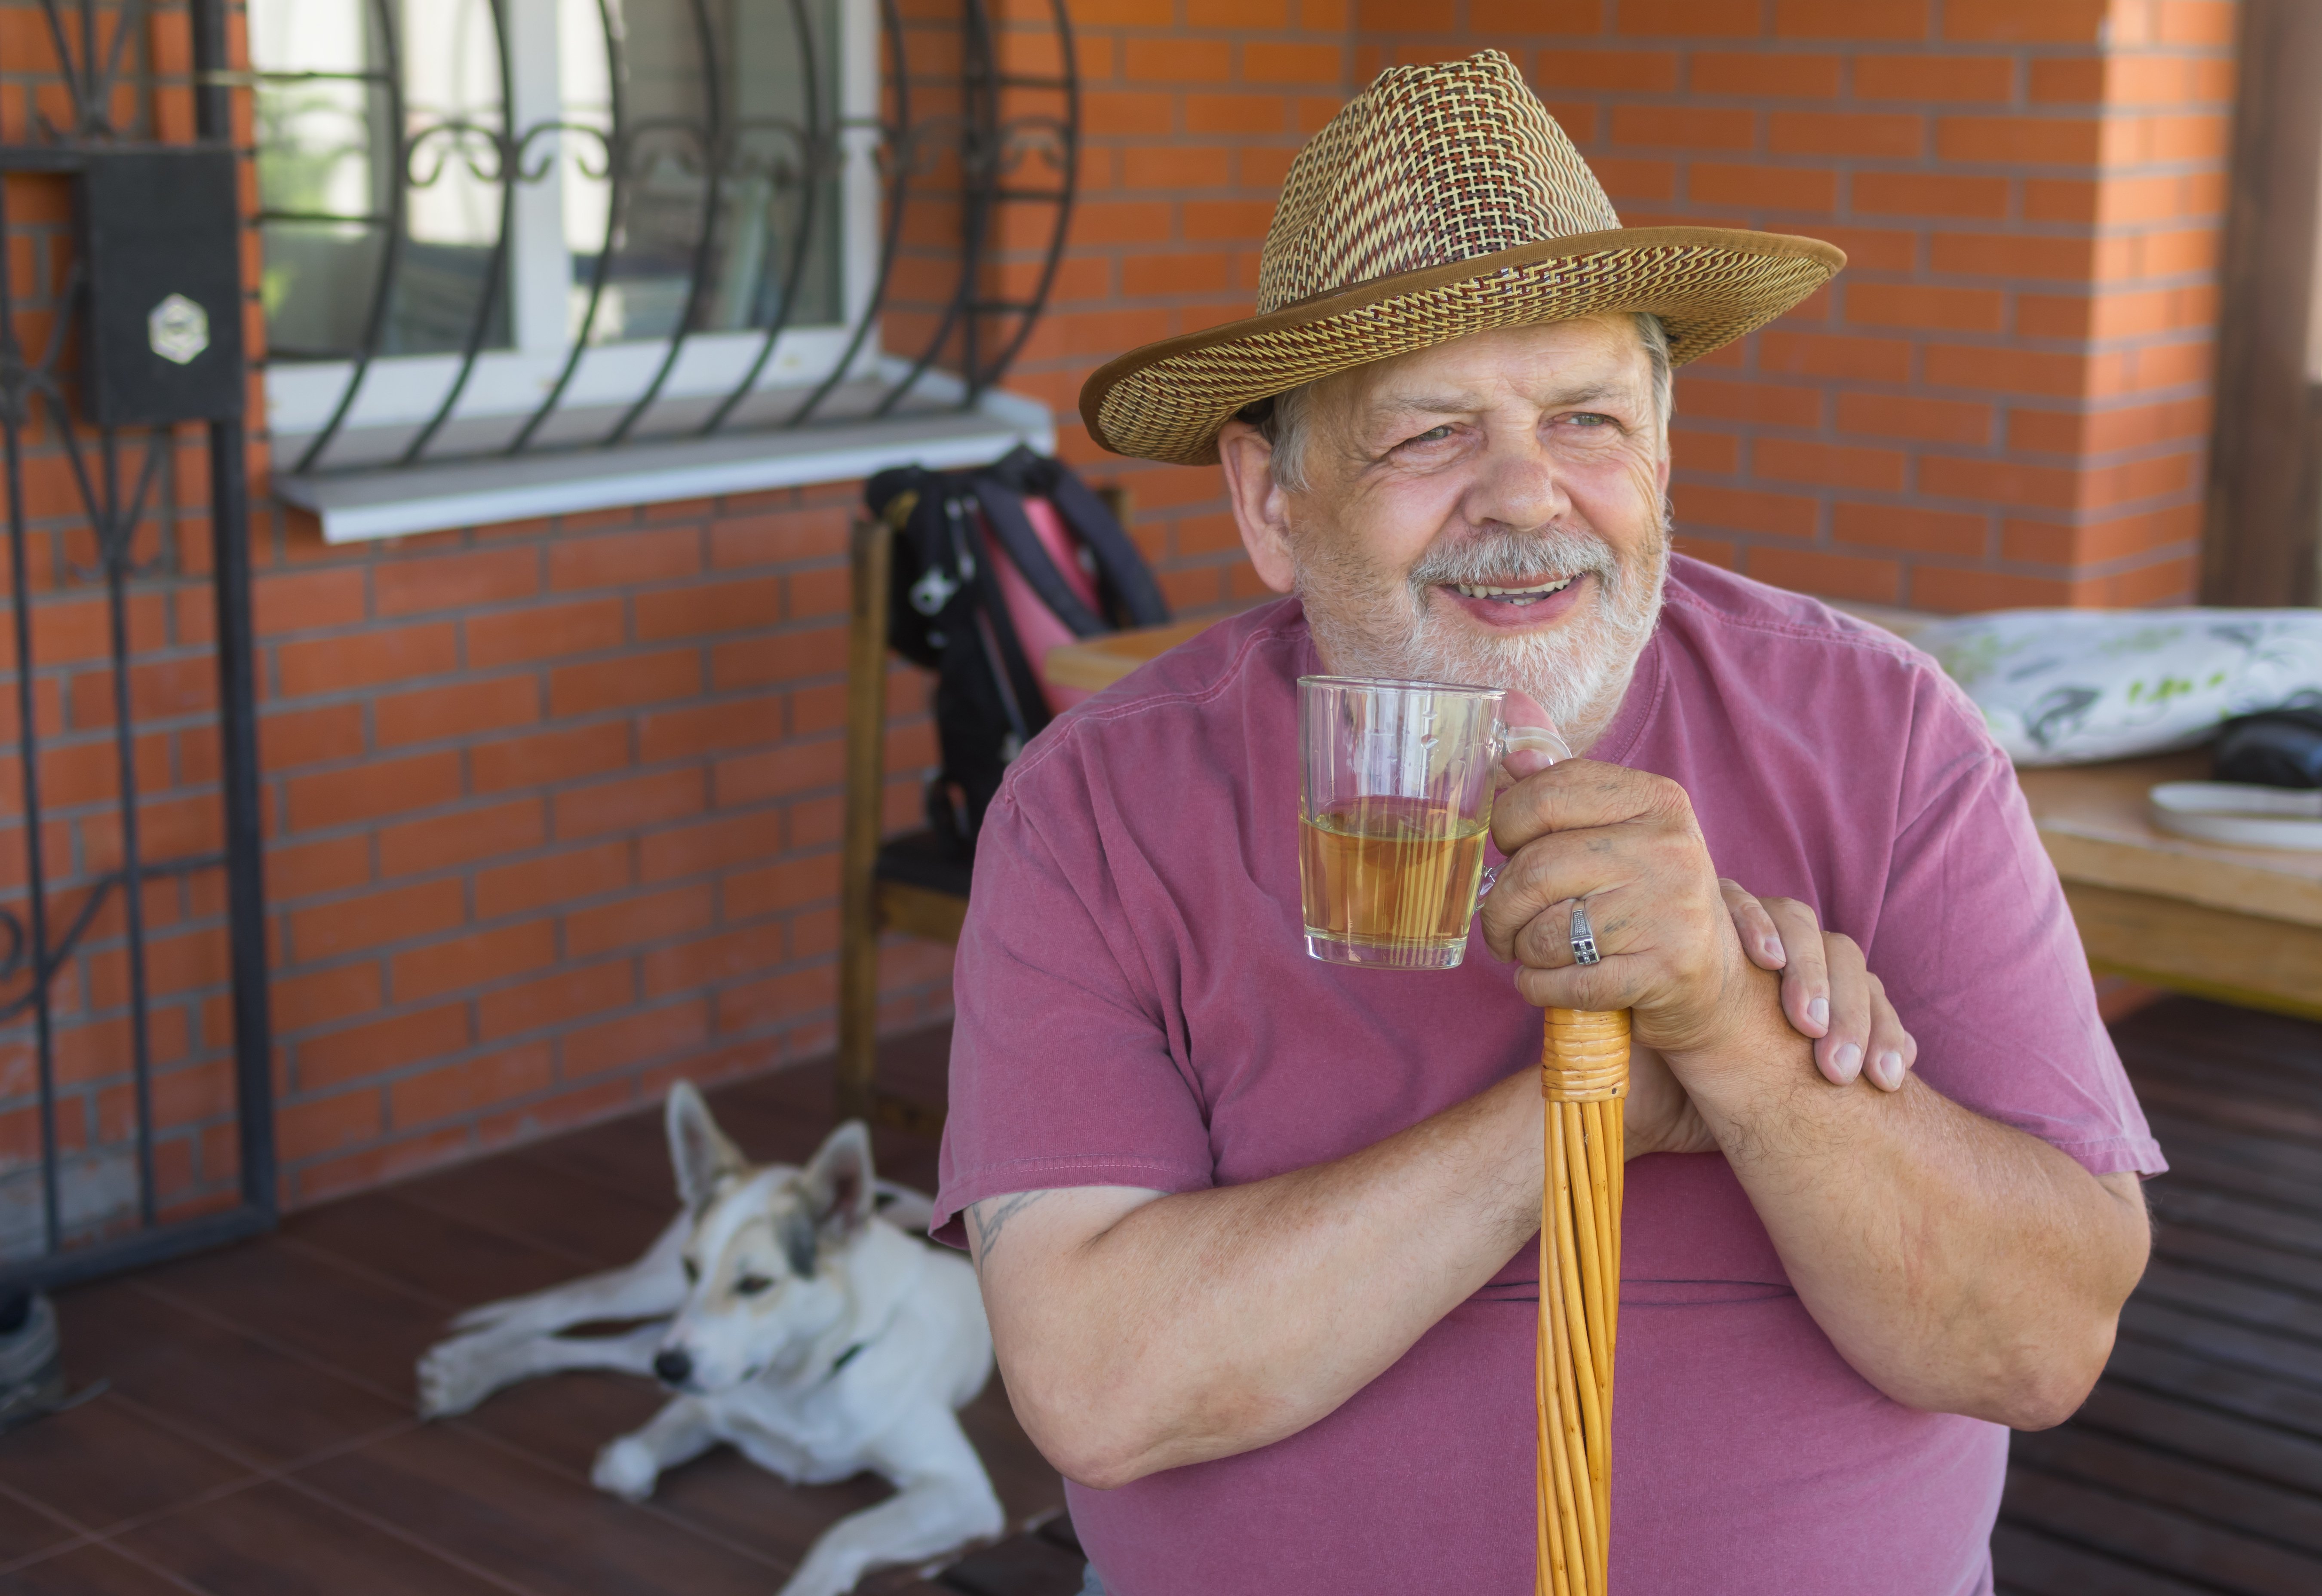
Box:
[653,1348,693,1387]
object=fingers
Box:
[1763,899,1831,1041]
[1815,933,1871,1086]
[1719,879,1786,971]
[1489,759,1688,859]
[1864,971,1917,1092]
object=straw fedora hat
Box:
[1080,49,1845,467]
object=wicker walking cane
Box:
[1535,1006,1630,1596]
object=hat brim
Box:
[1080,226,1845,466]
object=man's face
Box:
[1219,316,1672,740]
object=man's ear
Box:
[802,1120,876,1242]
[666,1081,748,1217]
[1215,420,1299,595]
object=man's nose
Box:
[653,1347,693,1386]
[1465,442,1570,531]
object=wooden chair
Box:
[833,485,1133,1132]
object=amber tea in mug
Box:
[1297,676,1508,970]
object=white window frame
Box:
[260,0,888,448]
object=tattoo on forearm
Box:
[969,1191,1050,1268]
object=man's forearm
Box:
[1674,970,2150,1427]
[972,1068,1543,1488]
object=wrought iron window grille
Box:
[0,0,277,1289]
[247,0,1079,480]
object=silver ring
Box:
[1570,901,1600,966]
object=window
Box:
[249,0,1075,511]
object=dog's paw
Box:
[592,1437,660,1502]
[415,1335,504,1418]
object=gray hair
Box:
[1243,311,1674,495]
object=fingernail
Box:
[1875,1050,1904,1090]
[1808,997,1828,1029]
[1832,1042,1862,1081]
[1760,936,1783,964]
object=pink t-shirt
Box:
[934,558,2163,1596]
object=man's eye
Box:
[1565,412,1613,428]
[734,1275,774,1297]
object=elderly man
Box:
[931,52,2158,1596]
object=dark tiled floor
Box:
[6,1000,2315,1594]
[5,1028,1084,1596]
[1996,998,2322,1596]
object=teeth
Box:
[1452,577,1575,602]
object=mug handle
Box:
[1477,722,1574,900]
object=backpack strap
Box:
[967,472,1110,641]
[1033,460,1172,629]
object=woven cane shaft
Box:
[1541,1007,1631,1102]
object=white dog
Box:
[416,1083,1004,1596]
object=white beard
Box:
[1294,519,1670,737]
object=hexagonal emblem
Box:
[148,294,209,367]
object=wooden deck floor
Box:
[1997,997,2322,1596]
[0,996,2309,1593]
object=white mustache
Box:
[1407,528,1622,591]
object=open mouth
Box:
[1435,571,1591,628]
[1447,576,1575,606]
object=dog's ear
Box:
[801,1120,876,1244]
[666,1081,747,1217]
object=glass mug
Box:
[1297,675,1571,970]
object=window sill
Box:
[270,388,1055,544]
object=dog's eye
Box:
[682,1258,699,1284]
[734,1274,774,1297]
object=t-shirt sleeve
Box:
[1870,675,2166,1179]
[931,773,1218,1249]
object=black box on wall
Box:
[75,149,246,427]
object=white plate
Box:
[2148,782,2322,851]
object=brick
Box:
[1674,376,1820,428]
[547,649,703,718]
[1850,171,2008,219]
[286,751,462,832]
[276,1089,381,1163]
[375,676,540,749]
[1081,90,1173,138]
[476,839,633,921]
[1853,54,2014,102]
[1835,392,1993,445]
[270,965,382,1034]
[552,768,707,841]
[268,835,372,901]
[1765,110,1923,158]
[1927,231,2095,281]
[566,883,716,959]
[379,797,547,879]
[1688,163,1836,213]
[1118,145,1231,190]
[1754,330,1911,382]
[470,722,631,795]
[1121,38,1231,82]
[1772,0,1926,38]
[1943,0,2104,42]
[290,878,466,961]
[277,623,457,697]
[1908,565,2086,613]
[712,737,847,810]
[1609,105,1754,150]
[1182,94,1289,136]
[1916,455,2079,510]
[477,961,635,1040]
[716,966,836,1034]
[297,1004,473,1093]
[1586,157,1677,202]
[1244,43,1341,84]
[1671,429,1739,475]
[1744,546,1901,604]
[1845,282,2005,333]
[1468,0,1600,30]
[706,509,847,571]
[293,1125,473,1206]
[1934,115,2103,166]
[390,1044,554,1129]
[1672,484,1819,538]
[1832,502,1987,557]
[373,547,540,617]
[635,697,782,764]
[633,577,783,642]
[562,1001,713,1080]
[1688,51,1840,98]
[722,853,840,921]
[390,920,559,1004]
[257,704,366,771]
[1532,49,1679,92]
[547,528,702,591]
[1753,439,1907,492]
[1617,0,1760,35]
[2026,58,2105,106]
[640,922,787,1000]
[710,626,846,691]
[464,598,625,669]
[1922,344,2088,398]
[639,812,780,884]
[253,569,366,637]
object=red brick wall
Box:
[7,0,2226,1207]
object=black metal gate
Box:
[0,0,276,1291]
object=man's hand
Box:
[1630,881,1919,1158]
